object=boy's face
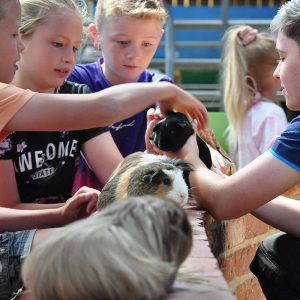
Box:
[95,15,163,85]
[0,0,24,83]
[274,31,300,110]
[16,10,82,92]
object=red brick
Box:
[235,276,265,300]
[244,214,271,239]
[220,245,258,282]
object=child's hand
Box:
[238,25,257,45]
[158,85,208,131]
[60,186,100,224]
[145,108,164,154]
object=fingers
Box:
[145,108,165,154]
[188,101,208,131]
[238,26,258,46]
[145,119,157,154]
[69,187,100,213]
[86,194,98,214]
[146,108,156,123]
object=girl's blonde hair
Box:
[221,25,278,147]
[94,0,168,31]
[19,0,87,36]
[22,196,192,300]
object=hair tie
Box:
[238,26,258,46]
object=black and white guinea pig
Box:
[150,111,212,169]
[97,152,193,210]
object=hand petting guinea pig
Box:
[148,111,235,177]
[97,152,193,210]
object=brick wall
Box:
[203,213,278,299]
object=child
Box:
[155,0,300,297]
[68,0,173,189]
[0,0,124,217]
[22,196,192,300]
[222,25,287,169]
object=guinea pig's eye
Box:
[163,178,171,185]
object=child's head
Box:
[0,0,24,84]
[14,0,86,92]
[221,25,280,140]
[270,0,300,111]
[89,0,168,85]
[22,196,192,300]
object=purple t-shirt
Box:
[68,58,173,192]
[68,57,173,157]
[270,115,300,171]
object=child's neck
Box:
[12,71,56,94]
[261,90,277,102]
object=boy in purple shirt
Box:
[69,0,172,190]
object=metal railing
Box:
[167,0,286,7]
[149,0,274,109]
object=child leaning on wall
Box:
[68,0,173,191]
[154,0,300,297]
[222,25,288,169]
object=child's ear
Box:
[160,28,164,40]
[88,23,100,49]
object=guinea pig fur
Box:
[150,111,212,169]
[97,152,193,210]
[22,196,193,300]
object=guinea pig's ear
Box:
[142,170,162,184]
[174,160,193,173]
[177,121,189,129]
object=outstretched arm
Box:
[168,131,300,220]
[252,196,300,237]
[0,162,99,233]
[6,82,208,133]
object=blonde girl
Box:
[0,0,125,224]
[222,25,287,169]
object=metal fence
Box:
[167,0,286,7]
[149,0,281,109]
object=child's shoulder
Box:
[144,69,173,83]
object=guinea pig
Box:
[22,196,192,300]
[150,111,213,169]
[97,152,193,210]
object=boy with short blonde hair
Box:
[69,0,173,189]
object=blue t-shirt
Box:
[270,115,300,171]
[68,57,173,157]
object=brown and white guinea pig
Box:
[97,152,193,210]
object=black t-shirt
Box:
[0,81,107,203]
